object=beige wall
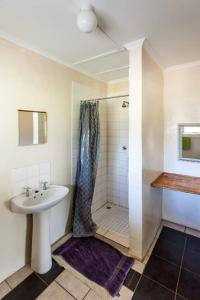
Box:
[0,37,107,282]
[163,65,200,230]
[107,80,129,95]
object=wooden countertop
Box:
[151,172,200,195]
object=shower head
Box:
[122,101,129,108]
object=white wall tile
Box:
[39,162,50,175]
[11,162,51,196]
[27,165,39,178]
[12,180,27,196]
[107,99,129,208]
[39,173,50,184]
[27,177,39,189]
[11,168,26,183]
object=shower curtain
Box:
[73,101,100,237]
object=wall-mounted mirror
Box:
[18,110,47,145]
[178,124,200,162]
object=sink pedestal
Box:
[31,210,52,274]
[10,185,69,274]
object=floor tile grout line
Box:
[125,270,141,289]
[143,224,161,260]
[4,272,47,293]
[2,273,48,300]
[181,266,200,278]
[5,280,12,291]
[124,271,134,287]
[160,228,187,242]
[130,273,142,297]
[55,280,77,300]
[152,227,187,265]
[102,228,110,237]
[93,204,129,238]
[162,222,185,233]
[34,272,49,287]
[185,227,200,238]
[96,233,129,250]
[92,202,108,214]
[174,293,188,300]
[97,225,129,239]
[174,235,188,297]
[143,274,176,295]
[182,242,200,256]
[151,252,182,268]
[82,288,91,300]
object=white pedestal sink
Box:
[11,185,69,274]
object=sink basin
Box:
[11,185,69,214]
[10,185,69,274]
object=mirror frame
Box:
[178,123,200,163]
[18,109,47,146]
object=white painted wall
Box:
[128,43,143,258]
[127,41,163,259]
[142,48,164,257]
[163,65,200,230]
[0,37,107,283]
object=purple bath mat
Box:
[53,237,133,297]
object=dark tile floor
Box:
[2,227,200,299]
[131,226,200,300]
[2,274,47,300]
[2,259,64,300]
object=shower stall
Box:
[72,44,164,259]
[72,85,129,248]
[92,95,129,247]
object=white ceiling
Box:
[0,0,199,82]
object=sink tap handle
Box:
[41,181,48,190]
[24,186,31,197]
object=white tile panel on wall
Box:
[11,162,51,196]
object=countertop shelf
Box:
[151,172,200,195]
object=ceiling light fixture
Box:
[77,3,98,33]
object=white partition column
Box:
[126,39,164,260]
[126,40,144,259]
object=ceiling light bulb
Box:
[77,3,98,33]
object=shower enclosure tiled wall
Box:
[107,98,129,208]
[72,84,129,246]
[92,101,107,212]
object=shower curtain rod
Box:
[81,94,129,102]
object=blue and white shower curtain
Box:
[73,101,100,237]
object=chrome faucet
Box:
[41,181,48,190]
[24,186,31,197]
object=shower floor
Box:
[93,203,129,248]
